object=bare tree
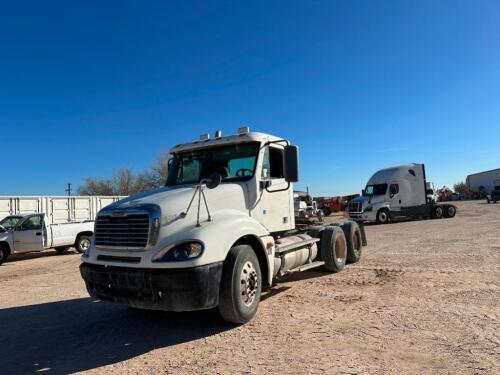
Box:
[453,181,469,195]
[77,151,170,196]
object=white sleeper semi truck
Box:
[80,128,367,323]
[348,163,456,224]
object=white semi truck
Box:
[348,163,457,224]
[80,128,367,323]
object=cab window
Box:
[20,215,43,231]
[261,147,284,179]
[389,184,399,195]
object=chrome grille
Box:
[349,202,362,213]
[95,212,150,249]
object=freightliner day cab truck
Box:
[80,128,367,323]
[348,163,457,224]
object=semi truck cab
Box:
[348,163,456,224]
[80,128,366,323]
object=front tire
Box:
[0,247,8,265]
[218,245,262,324]
[376,209,390,224]
[75,235,91,254]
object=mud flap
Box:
[357,221,368,246]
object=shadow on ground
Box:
[5,250,78,263]
[0,298,233,374]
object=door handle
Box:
[36,232,42,236]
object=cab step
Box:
[288,261,325,274]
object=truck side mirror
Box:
[204,172,222,189]
[283,145,299,183]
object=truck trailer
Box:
[348,163,456,224]
[466,168,500,197]
[80,128,367,324]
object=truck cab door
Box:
[388,183,401,208]
[12,214,44,253]
[253,145,293,232]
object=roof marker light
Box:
[200,133,210,141]
[215,130,222,139]
[238,126,250,135]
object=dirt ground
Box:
[1,200,499,375]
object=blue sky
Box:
[1,1,499,196]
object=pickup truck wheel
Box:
[320,226,347,272]
[218,245,262,324]
[0,247,8,265]
[444,205,456,218]
[75,235,91,254]
[341,222,362,263]
[432,205,444,219]
[55,246,70,254]
[376,209,389,224]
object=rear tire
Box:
[341,222,363,263]
[218,245,262,324]
[432,205,444,219]
[320,226,347,272]
[443,205,456,218]
[75,235,91,254]
[376,209,390,224]
[55,246,70,254]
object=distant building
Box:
[466,168,500,195]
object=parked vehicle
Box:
[0,215,23,231]
[0,195,123,224]
[0,213,94,265]
[294,190,323,224]
[348,163,457,224]
[466,168,500,196]
[80,128,367,324]
[486,188,500,203]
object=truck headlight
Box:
[152,241,204,262]
[364,206,373,212]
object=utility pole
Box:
[65,183,72,196]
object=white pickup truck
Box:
[0,213,94,265]
[80,128,367,324]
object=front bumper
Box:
[80,262,223,312]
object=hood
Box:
[350,194,385,207]
[104,183,248,219]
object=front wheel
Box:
[75,235,91,254]
[218,245,262,324]
[0,247,8,266]
[376,209,390,224]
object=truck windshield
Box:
[0,216,22,230]
[364,184,388,196]
[166,142,260,186]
